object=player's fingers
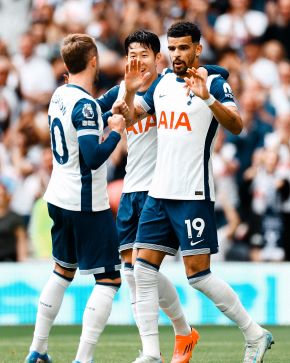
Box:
[142,71,151,83]
[137,60,141,72]
[184,77,194,88]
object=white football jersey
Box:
[117,81,157,193]
[139,73,237,201]
[44,84,109,211]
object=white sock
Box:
[134,260,160,358]
[30,273,71,353]
[189,272,264,341]
[123,266,138,325]
[75,284,118,362]
[158,272,191,336]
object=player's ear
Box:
[91,55,97,68]
[155,52,162,64]
[195,44,202,57]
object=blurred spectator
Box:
[264,113,290,260]
[12,32,56,112]
[0,0,32,53]
[244,149,287,262]
[226,88,273,219]
[269,60,290,116]
[263,39,286,63]
[243,38,280,88]
[263,0,290,59]
[28,146,53,259]
[0,56,19,135]
[212,128,241,261]
[214,0,268,51]
[0,180,28,262]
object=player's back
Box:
[44,84,109,212]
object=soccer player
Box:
[24,34,127,363]
[98,30,229,363]
[123,22,274,363]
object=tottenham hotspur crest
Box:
[82,103,94,119]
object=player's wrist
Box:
[203,94,216,107]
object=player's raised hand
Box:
[108,114,126,135]
[125,59,151,93]
[184,67,210,100]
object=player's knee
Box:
[134,258,159,285]
[54,263,76,281]
[187,268,211,290]
[121,249,133,264]
[94,270,121,289]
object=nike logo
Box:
[190,239,204,246]
[159,94,166,98]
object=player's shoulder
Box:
[72,97,99,121]
[207,74,228,90]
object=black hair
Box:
[124,29,160,55]
[167,21,201,43]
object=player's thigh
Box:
[47,203,78,268]
[135,196,179,256]
[72,209,121,274]
[166,199,218,257]
[117,192,148,254]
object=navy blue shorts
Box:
[135,196,218,256]
[116,192,148,252]
[48,203,121,275]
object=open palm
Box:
[125,59,151,93]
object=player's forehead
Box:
[128,42,153,54]
[167,35,194,48]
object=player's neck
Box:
[68,73,94,96]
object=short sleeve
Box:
[71,98,101,138]
[210,77,237,107]
[139,76,163,115]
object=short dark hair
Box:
[167,22,201,43]
[61,33,98,74]
[124,30,160,55]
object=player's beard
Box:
[173,61,188,76]
[173,53,196,76]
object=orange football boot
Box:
[170,328,200,363]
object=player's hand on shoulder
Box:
[108,114,126,135]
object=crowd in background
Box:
[0,0,289,263]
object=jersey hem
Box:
[43,197,110,212]
[148,193,215,201]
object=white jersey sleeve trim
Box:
[137,98,151,113]
[77,129,102,137]
[222,101,237,107]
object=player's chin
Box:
[174,67,188,77]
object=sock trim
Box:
[136,257,160,271]
[187,268,211,283]
[124,262,133,270]
[53,270,73,282]
[95,281,121,289]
